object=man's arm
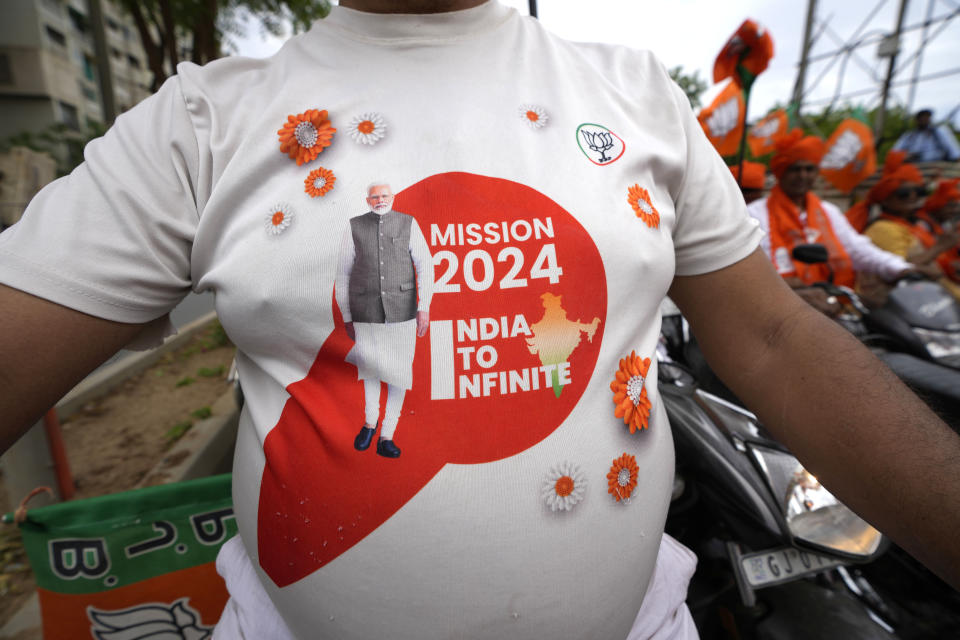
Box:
[0,285,148,452]
[668,249,960,590]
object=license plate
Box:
[738,546,845,588]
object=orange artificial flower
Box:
[305,167,336,197]
[278,109,336,165]
[610,350,652,433]
[607,453,639,502]
[627,185,660,229]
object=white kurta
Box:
[335,217,433,389]
[746,195,911,280]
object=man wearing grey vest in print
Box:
[335,183,434,458]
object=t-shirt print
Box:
[258,172,608,586]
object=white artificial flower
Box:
[519,104,548,129]
[265,203,294,235]
[541,461,587,512]
[349,112,387,145]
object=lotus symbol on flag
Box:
[750,116,781,141]
[88,599,211,640]
[581,129,615,163]
[707,97,740,139]
[821,130,863,170]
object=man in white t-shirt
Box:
[336,183,433,458]
[1,2,959,639]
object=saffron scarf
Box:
[767,185,856,287]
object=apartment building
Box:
[0,0,152,144]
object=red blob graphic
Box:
[258,173,607,587]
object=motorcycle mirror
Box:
[791,243,829,265]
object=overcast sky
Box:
[234,0,960,127]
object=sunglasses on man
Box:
[893,186,928,199]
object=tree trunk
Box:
[160,0,179,72]
[124,1,166,92]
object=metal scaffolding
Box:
[791,0,960,140]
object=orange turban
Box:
[924,178,960,213]
[730,161,766,189]
[866,150,924,204]
[770,129,825,178]
[845,150,926,231]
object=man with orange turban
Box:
[859,158,960,298]
[746,129,914,314]
[729,161,766,203]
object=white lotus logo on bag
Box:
[706,97,740,138]
[88,599,212,640]
[821,130,863,170]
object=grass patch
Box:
[190,406,212,420]
[197,365,224,378]
[175,377,195,388]
[164,420,193,443]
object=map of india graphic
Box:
[526,292,601,397]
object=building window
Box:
[110,47,122,60]
[81,84,98,102]
[127,54,140,69]
[45,26,67,48]
[106,18,119,31]
[82,54,96,81]
[68,7,88,34]
[0,53,13,85]
[59,101,80,130]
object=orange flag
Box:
[820,119,877,193]
[698,81,745,157]
[714,19,775,88]
[747,109,788,157]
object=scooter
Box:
[791,243,960,428]
[659,306,960,638]
[659,307,898,638]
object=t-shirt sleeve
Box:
[667,80,762,276]
[0,74,201,345]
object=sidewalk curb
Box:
[55,311,219,420]
[137,389,239,488]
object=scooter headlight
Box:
[748,444,883,558]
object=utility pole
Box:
[86,0,117,125]
[791,0,818,113]
[875,0,910,142]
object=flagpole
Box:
[736,84,752,187]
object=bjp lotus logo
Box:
[576,123,626,165]
[88,600,212,640]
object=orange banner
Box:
[698,82,745,157]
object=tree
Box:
[1,121,108,176]
[668,66,708,110]
[110,0,332,92]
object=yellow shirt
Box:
[864,219,918,259]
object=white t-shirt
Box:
[746,195,909,280]
[0,3,760,638]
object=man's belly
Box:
[231,396,676,640]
